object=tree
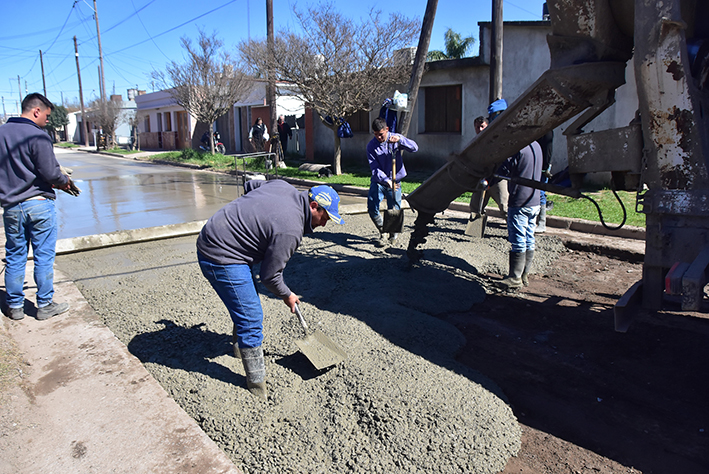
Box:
[85,98,122,149]
[427,28,475,61]
[152,29,253,155]
[239,2,419,175]
[46,105,69,143]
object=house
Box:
[66,91,139,146]
[134,81,306,155]
[320,19,639,179]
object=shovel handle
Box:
[294,304,308,332]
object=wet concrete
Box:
[54,149,366,241]
[55,148,243,240]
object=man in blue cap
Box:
[490,99,543,289]
[196,179,344,399]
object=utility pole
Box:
[398,0,438,136]
[17,76,21,103]
[74,36,89,147]
[93,0,107,101]
[2,96,6,120]
[266,0,277,162]
[489,0,504,104]
[40,50,47,97]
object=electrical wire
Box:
[106,0,240,56]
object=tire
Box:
[216,144,226,155]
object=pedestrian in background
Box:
[277,115,292,153]
[249,117,269,152]
[0,93,76,321]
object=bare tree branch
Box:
[239,3,419,174]
[152,29,254,154]
[86,98,122,149]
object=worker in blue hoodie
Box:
[196,180,344,399]
[0,93,76,321]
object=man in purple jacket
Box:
[367,117,418,247]
[0,93,74,321]
[196,179,343,399]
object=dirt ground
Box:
[48,210,709,474]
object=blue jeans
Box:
[197,252,264,348]
[3,199,58,308]
[367,181,401,224]
[507,206,540,253]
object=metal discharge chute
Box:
[405,0,709,328]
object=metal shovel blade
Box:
[295,329,347,370]
[464,213,488,238]
[382,209,404,234]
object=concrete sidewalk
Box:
[0,263,241,473]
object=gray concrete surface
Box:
[0,148,645,473]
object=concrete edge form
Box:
[56,220,208,254]
[1,265,242,474]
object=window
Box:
[157,113,163,132]
[144,115,151,132]
[164,112,172,131]
[424,85,462,133]
[348,109,370,133]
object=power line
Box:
[107,0,239,56]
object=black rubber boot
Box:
[500,251,525,289]
[240,346,267,400]
[522,249,535,286]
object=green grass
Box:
[142,152,646,228]
[105,147,142,155]
[55,142,79,148]
[545,188,645,228]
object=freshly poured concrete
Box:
[55,149,244,240]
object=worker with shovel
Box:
[196,180,344,400]
[366,117,418,247]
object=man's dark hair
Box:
[372,117,387,132]
[22,93,54,113]
[473,116,488,127]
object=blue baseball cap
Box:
[488,99,508,121]
[309,185,344,225]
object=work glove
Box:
[56,166,81,197]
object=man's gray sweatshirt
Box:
[0,117,68,208]
[196,179,313,299]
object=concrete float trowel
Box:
[292,304,347,370]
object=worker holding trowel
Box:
[366,116,418,247]
[196,180,344,400]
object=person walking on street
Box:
[366,116,418,247]
[196,180,344,400]
[0,93,76,321]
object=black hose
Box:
[579,183,627,231]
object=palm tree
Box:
[427,28,475,61]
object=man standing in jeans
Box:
[0,93,75,321]
[366,117,418,247]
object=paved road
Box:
[54,148,240,240]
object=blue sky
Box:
[0,0,546,112]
